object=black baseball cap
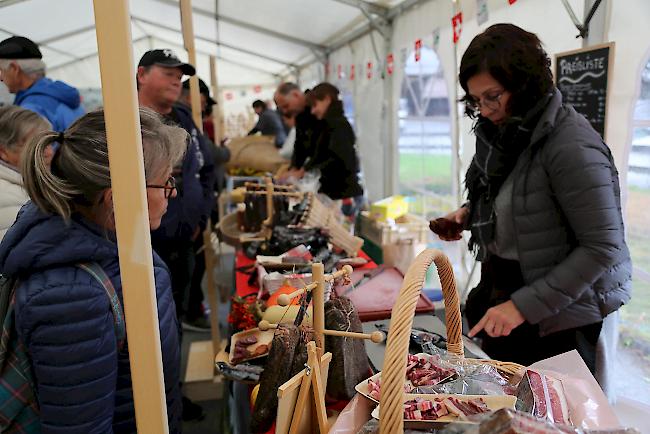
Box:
[0,36,42,59]
[182,77,217,106]
[138,49,195,76]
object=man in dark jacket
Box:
[0,36,84,131]
[248,99,287,146]
[274,82,323,177]
[178,77,230,331]
[137,48,215,420]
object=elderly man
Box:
[0,36,84,131]
[137,48,216,421]
[274,82,322,175]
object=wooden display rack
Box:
[258,263,384,434]
[240,178,303,243]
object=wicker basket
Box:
[378,249,525,433]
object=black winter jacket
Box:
[497,90,632,335]
[308,104,363,200]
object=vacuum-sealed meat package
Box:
[516,369,570,425]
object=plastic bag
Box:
[328,394,375,434]
[437,408,640,434]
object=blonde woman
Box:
[0,106,51,240]
[0,108,186,433]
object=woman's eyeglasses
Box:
[465,91,504,115]
[146,176,176,198]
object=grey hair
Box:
[21,107,187,221]
[0,58,46,79]
[0,106,50,155]
[276,82,300,96]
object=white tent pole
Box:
[451,0,467,285]
[583,0,610,47]
[210,55,224,144]
[180,0,203,132]
[383,29,395,198]
[92,1,169,432]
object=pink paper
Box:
[328,394,375,434]
[527,350,620,429]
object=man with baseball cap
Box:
[0,35,84,131]
[137,48,216,421]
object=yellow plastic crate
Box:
[369,196,409,222]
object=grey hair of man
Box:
[275,82,301,96]
[0,58,46,80]
[21,107,187,221]
[0,106,50,154]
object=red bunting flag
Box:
[367,61,373,79]
[414,39,422,62]
[253,85,262,93]
[452,12,463,43]
[350,64,355,80]
[508,0,517,4]
[386,53,394,75]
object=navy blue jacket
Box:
[152,104,216,243]
[14,77,85,132]
[0,203,182,433]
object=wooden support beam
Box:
[180,0,203,132]
[92,0,168,432]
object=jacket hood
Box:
[15,77,82,109]
[0,202,117,277]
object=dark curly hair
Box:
[459,23,553,118]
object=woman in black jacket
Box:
[306,82,364,220]
[432,24,631,393]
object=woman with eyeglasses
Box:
[431,24,630,395]
[0,108,186,432]
[0,106,52,241]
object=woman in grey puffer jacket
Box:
[432,24,631,392]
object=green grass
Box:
[620,231,650,345]
[398,153,455,220]
[398,153,452,194]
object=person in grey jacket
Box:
[248,99,287,146]
[432,24,631,387]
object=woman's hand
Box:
[468,300,525,338]
[429,206,469,241]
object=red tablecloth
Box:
[234,249,377,298]
[233,250,375,433]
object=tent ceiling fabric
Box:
[0,0,409,88]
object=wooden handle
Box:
[322,329,385,343]
[379,249,463,434]
[276,265,352,306]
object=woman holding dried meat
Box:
[431,23,631,396]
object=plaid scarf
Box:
[465,93,552,260]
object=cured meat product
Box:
[251,325,311,433]
[324,296,370,399]
[405,354,456,386]
[516,370,570,425]
[231,335,264,364]
[403,397,487,421]
[442,396,489,420]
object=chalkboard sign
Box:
[555,43,614,138]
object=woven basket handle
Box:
[378,249,463,433]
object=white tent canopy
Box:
[1,0,649,202]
